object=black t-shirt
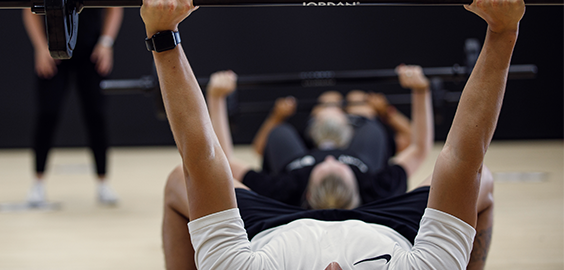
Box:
[242,149,407,207]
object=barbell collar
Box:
[31,1,44,14]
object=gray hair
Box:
[308,117,353,150]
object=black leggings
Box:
[262,117,391,175]
[33,48,108,176]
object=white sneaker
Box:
[97,183,118,205]
[27,182,46,206]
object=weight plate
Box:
[45,0,78,59]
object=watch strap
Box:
[145,31,181,53]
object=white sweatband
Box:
[98,35,114,48]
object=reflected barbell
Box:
[1,0,562,59]
[98,37,537,119]
[100,63,537,119]
[100,64,538,93]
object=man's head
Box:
[325,262,343,270]
[308,107,353,150]
[306,155,360,210]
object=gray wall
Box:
[0,6,562,148]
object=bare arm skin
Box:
[141,0,236,221]
[91,8,124,76]
[100,8,123,41]
[23,8,123,78]
[252,96,297,156]
[158,53,260,270]
[206,71,237,159]
[369,92,413,153]
[22,9,59,79]
[428,0,525,227]
[390,65,434,178]
[206,71,254,182]
[386,110,412,153]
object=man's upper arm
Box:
[427,144,483,227]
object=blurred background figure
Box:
[22,7,124,206]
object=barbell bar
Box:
[3,0,561,9]
[100,64,537,94]
[99,63,537,119]
[1,0,562,59]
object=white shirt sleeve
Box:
[391,208,477,270]
[188,208,278,270]
[189,208,475,270]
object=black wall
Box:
[0,6,562,148]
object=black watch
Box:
[145,31,181,53]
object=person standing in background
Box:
[22,7,123,206]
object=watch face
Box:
[153,31,177,53]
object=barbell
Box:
[97,37,538,119]
[100,63,537,115]
[2,0,562,59]
[100,64,538,93]
[100,37,536,92]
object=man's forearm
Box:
[208,93,252,181]
[22,9,48,52]
[445,28,518,166]
[207,93,234,159]
[410,88,434,160]
[153,47,209,160]
[252,113,284,156]
[101,8,124,41]
[391,88,433,176]
[390,65,433,176]
[152,45,237,220]
[383,108,412,142]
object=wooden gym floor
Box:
[0,140,562,269]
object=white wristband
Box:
[98,35,114,48]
